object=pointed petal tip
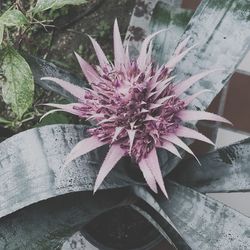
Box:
[93,145,125,194]
[93,185,98,194]
[74,51,83,62]
[162,188,169,199]
[64,157,71,166]
[41,77,49,81]
[74,51,80,59]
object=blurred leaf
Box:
[170,137,250,193]
[0,116,11,124]
[0,9,28,27]
[1,47,34,119]
[32,0,87,13]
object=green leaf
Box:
[170,137,250,193]
[1,47,34,119]
[0,116,11,124]
[0,9,28,27]
[32,0,87,13]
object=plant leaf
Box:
[173,0,250,111]
[126,1,192,62]
[150,0,250,176]
[169,137,250,193]
[132,186,191,249]
[32,0,87,13]
[0,9,28,27]
[150,2,193,64]
[155,181,250,249]
[1,47,34,119]
[37,112,71,127]
[0,124,135,219]
[0,188,134,249]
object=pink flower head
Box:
[42,20,231,197]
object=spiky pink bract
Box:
[42,20,231,197]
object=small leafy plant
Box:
[0,0,87,126]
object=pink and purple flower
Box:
[42,20,231,197]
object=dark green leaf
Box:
[24,54,87,101]
[1,47,34,119]
[0,9,28,27]
[32,0,87,13]
[154,181,250,249]
[0,116,11,125]
[169,137,250,193]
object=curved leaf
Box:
[0,124,135,219]
[155,181,250,249]
[174,0,250,111]
[0,188,134,249]
[132,186,191,249]
[169,137,250,193]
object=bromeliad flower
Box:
[42,20,231,197]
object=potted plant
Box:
[0,0,250,249]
